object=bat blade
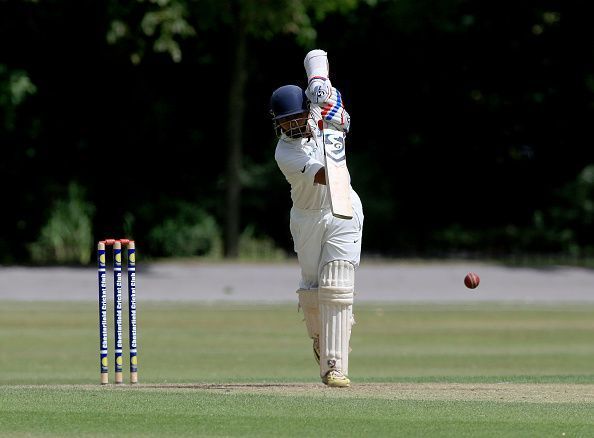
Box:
[322,127,353,219]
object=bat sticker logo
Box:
[324,133,346,163]
[316,87,326,98]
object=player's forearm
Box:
[314,167,326,185]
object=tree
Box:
[106,0,372,257]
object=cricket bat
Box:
[305,49,354,220]
[318,120,353,219]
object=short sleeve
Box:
[275,141,324,185]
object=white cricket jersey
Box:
[274,123,331,210]
[275,120,364,289]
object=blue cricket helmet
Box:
[270,85,308,120]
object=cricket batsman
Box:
[270,50,364,387]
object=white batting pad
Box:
[297,289,320,340]
[318,260,355,376]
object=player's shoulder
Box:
[275,137,300,161]
[274,138,286,161]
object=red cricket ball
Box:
[464,272,480,289]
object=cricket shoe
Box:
[313,337,320,365]
[322,370,350,388]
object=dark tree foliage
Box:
[0,0,593,263]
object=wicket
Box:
[97,238,138,384]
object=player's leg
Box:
[321,191,363,267]
[318,193,363,387]
[297,289,320,364]
[318,260,355,387]
[290,207,324,363]
[290,208,323,289]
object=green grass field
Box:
[1,301,594,436]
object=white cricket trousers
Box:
[289,190,364,289]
